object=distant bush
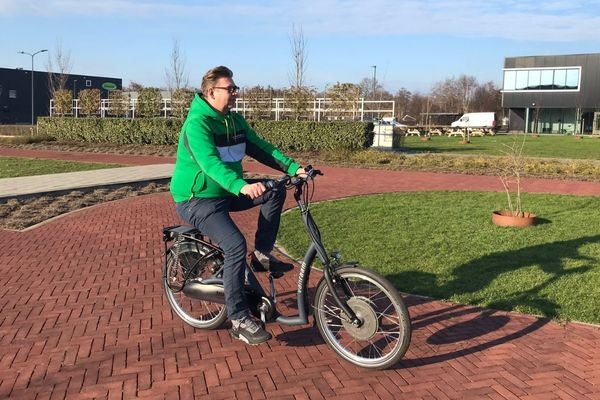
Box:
[249,120,373,151]
[170,88,194,118]
[136,87,163,117]
[52,89,72,116]
[79,88,102,116]
[107,90,130,117]
[37,117,373,150]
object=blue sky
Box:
[2,0,599,94]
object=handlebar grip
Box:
[264,179,277,190]
[264,175,291,191]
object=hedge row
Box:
[37,117,181,145]
[37,117,374,150]
[248,120,373,151]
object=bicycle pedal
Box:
[250,259,269,272]
[269,271,284,279]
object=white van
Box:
[451,112,497,129]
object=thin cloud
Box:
[2,0,598,42]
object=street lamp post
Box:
[370,65,377,98]
[18,48,48,125]
[370,65,377,119]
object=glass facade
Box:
[529,108,577,134]
[503,67,581,91]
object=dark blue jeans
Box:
[175,181,286,320]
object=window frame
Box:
[501,66,581,93]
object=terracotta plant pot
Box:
[492,210,537,228]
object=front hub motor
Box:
[341,297,378,341]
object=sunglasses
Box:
[212,85,240,94]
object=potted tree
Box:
[492,134,537,227]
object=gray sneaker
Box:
[252,250,293,273]
[230,316,272,345]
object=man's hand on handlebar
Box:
[242,166,322,198]
[240,182,266,199]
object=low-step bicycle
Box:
[162,166,411,369]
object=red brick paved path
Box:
[1,148,600,399]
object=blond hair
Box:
[201,66,233,94]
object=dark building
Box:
[0,67,122,124]
[501,53,600,134]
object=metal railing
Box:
[50,97,395,121]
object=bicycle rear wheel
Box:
[313,266,411,370]
[164,240,227,329]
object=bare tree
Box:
[393,88,412,121]
[471,81,501,113]
[289,25,307,90]
[431,75,477,113]
[125,81,144,91]
[457,75,477,113]
[287,25,312,121]
[165,39,189,91]
[46,40,72,97]
[357,77,384,99]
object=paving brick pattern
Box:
[1,149,600,399]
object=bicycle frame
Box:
[247,174,360,326]
[165,170,361,327]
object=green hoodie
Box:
[170,94,300,202]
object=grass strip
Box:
[0,157,123,178]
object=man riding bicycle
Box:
[170,66,305,345]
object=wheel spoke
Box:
[164,242,227,329]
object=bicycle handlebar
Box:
[263,165,322,191]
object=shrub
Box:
[78,88,101,116]
[249,120,373,151]
[38,117,182,144]
[108,90,130,117]
[170,88,194,118]
[52,89,72,116]
[136,87,163,117]
[38,117,373,151]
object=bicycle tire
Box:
[164,240,228,329]
[313,266,411,370]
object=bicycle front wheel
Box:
[164,240,228,329]
[313,266,411,370]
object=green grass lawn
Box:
[0,157,123,178]
[398,134,600,160]
[278,191,600,324]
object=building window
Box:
[503,70,516,90]
[515,70,528,90]
[565,69,579,89]
[85,80,92,87]
[502,67,581,92]
[528,70,541,89]
[553,69,566,88]
[540,70,554,89]
[9,90,17,99]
